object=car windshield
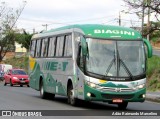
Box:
[12,70,27,75]
[86,38,145,78]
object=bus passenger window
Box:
[56,36,64,57]
[35,39,41,57]
[48,37,56,57]
[30,40,36,57]
[64,35,72,57]
[77,46,84,71]
[41,38,49,57]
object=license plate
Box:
[20,81,25,83]
[112,99,123,103]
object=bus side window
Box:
[30,40,36,57]
[48,37,56,57]
[41,38,49,57]
[35,39,42,57]
[77,45,84,71]
[64,35,72,57]
[56,36,65,57]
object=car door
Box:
[4,70,8,83]
[5,70,11,83]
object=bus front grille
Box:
[97,87,135,92]
[101,94,134,100]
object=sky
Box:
[3,0,142,33]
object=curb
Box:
[146,94,160,103]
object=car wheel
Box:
[27,85,30,87]
[118,102,128,110]
[67,84,77,106]
[20,85,23,87]
[4,81,7,86]
[10,79,13,87]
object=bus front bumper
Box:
[84,85,146,103]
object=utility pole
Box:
[118,10,126,26]
[119,11,121,26]
[33,28,35,34]
[147,0,151,41]
[42,24,48,31]
[141,0,145,36]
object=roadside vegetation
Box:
[147,55,160,91]
[3,56,28,73]
[2,55,160,91]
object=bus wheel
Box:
[48,93,55,100]
[67,84,77,106]
[118,102,128,110]
[40,81,48,99]
[40,80,55,99]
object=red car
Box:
[4,69,29,87]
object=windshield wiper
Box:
[105,50,116,76]
[119,58,134,80]
[116,44,134,80]
[105,58,116,76]
[105,42,134,81]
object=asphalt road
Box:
[0,82,160,119]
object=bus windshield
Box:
[86,38,145,79]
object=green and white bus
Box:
[29,24,152,109]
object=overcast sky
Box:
[4,0,142,33]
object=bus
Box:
[29,24,152,109]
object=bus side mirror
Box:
[143,39,152,58]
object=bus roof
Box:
[33,24,142,39]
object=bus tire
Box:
[40,80,48,99]
[48,93,55,100]
[118,102,128,110]
[67,84,77,106]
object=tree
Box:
[0,1,27,62]
[15,30,33,51]
[123,0,160,37]
[0,30,15,61]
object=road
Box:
[0,82,159,119]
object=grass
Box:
[2,56,29,73]
[147,55,160,91]
[1,55,160,91]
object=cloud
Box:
[22,0,124,20]
[5,0,140,32]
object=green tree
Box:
[15,30,33,51]
[123,0,160,37]
[0,1,27,62]
[143,21,160,39]
[0,30,15,61]
[149,22,160,42]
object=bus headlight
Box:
[90,83,96,88]
[85,81,100,88]
[136,84,145,89]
